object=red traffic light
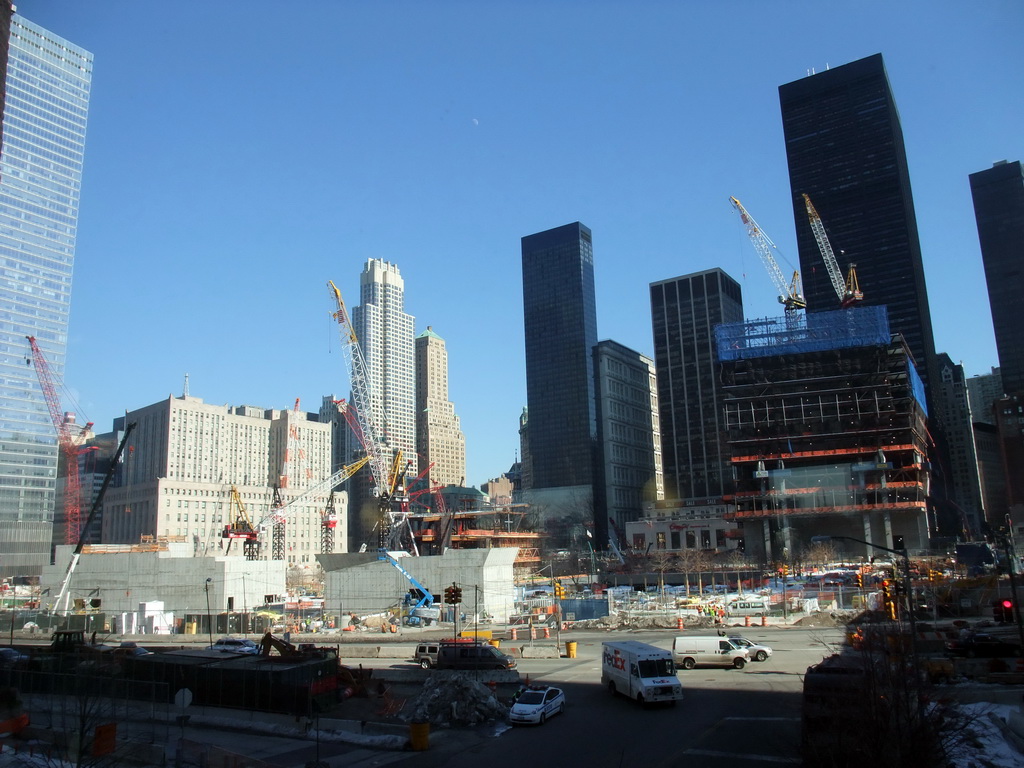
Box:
[1002,600,1013,609]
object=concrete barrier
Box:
[518,644,561,659]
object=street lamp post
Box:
[204,578,214,648]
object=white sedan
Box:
[728,635,773,662]
[509,686,565,725]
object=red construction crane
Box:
[25,336,94,545]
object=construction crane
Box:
[729,197,806,317]
[52,423,135,615]
[250,454,372,561]
[802,193,864,308]
[328,280,409,552]
[26,336,95,545]
[222,486,260,559]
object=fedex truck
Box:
[601,640,684,705]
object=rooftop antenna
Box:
[183,372,190,398]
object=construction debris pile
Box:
[568,612,720,631]
[402,673,508,727]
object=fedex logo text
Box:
[603,649,626,671]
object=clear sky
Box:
[17,1,1023,488]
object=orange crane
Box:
[25,336,94,546]
[802,193,864,308]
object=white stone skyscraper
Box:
[416,327,466,488]
[0,14,92,578]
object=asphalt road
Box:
[390,625,844,768]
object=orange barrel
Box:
[761,615,768,627]
[409,721,430,751]
[745,616,751,627]
[676,617,684,630]
[510,628,518,641]
[543,627,551,639]
[565,641,578,659]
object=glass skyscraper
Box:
[0,16,92,578]
[970,161,1024,398]
[650,268,743,501]
[521,222,598,492]
[779,54,938,398]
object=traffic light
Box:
[855,573,863,589]
[453,585,463,604]
[443,585,456,605]
[994,599,1014,623]
[554,581,564,599]
[881,580,896,619]
[781,564,790,577]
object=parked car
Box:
[728,636,773,662]
[208,637,260,654]
[412,641,440,669]
[436,640,516,670]
[0,647,28,667]
[113,641,152,657]
[509,685,565,725]
[946,634,1023,658]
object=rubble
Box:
[567,612,722,631]
[402,672,509,727]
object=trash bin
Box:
[565,641,577,658]
[409,721,430,751]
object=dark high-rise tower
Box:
[650,268,743,501]
[779,54,938,397]
[521,222,598,491]
[970,161,1024,397]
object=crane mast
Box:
[802,193,864,308]
[26,336,93,545]
[729,197,806,315]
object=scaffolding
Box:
[715,306,890,362]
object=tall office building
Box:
[934,353,985,537]
[971,161,1024,527]
[970,161,1024,397]
[521,222,598,514]
[650,268,743,501]
[0,16,92,578]
[779,54,938,398]
[415,326,465,488]
[593,340,663,548]
[349,259,416,546]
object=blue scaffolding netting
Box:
[715,306,891,361]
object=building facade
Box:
[968,368,1002,427]
[593,340,663,550]
[0,16,92,578]
[415,326,465,488]
[521,222,598,517]
[933,353,985,538]
[349,258,416,547]
[99,395,342,565]
[717,307,930,563]
[971,161,1024,397]
[779,54,938,398]
[650,268,743,502]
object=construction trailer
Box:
[715,307,931,562]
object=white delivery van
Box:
[672,635,749,670]
[726,599,770,618]
[601,640,684,706]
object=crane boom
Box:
[26,336,93,545]
[254,455,369,530]
[729,197,806,313]
[802,193,864,308]
[52,423,135,614]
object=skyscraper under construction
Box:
[716,307,930,563]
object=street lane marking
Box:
[684,749,800,763]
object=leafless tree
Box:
[676,549,713,596]
[647,549,677,594]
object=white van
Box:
[601,640,684,705]
[726,600,770,618]
[672,636,749,670]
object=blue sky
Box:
[19,1,1023,487]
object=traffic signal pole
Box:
[999,533,1024,652]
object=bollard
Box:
[543,627,551,639]
[676,617,684,630]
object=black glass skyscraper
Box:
[970,161,1024,397]
[521,222,598,490]
[779,53,938,396]
[650,268,743,501]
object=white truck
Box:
[601,640,684,705]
